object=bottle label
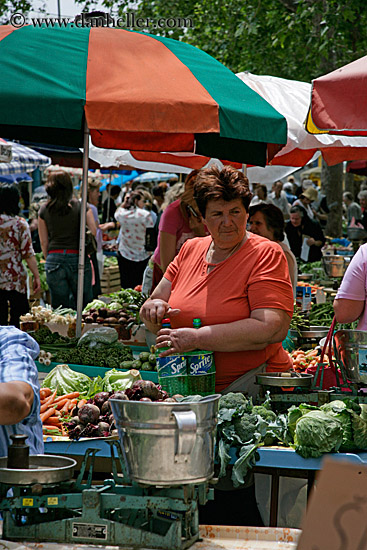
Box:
[157,355,187,377]
[187,351,215,375]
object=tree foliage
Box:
[77,0,367,80]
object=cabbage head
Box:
[351,404,367,450]
[320,400,354,452]
[294,410,343,458]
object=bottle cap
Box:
[193,318,201,327]
[162,318,171,325]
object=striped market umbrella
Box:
[0,25,286,166]
[0,138,51,175]
[0,24,287,334]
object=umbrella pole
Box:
[76,121,90,338]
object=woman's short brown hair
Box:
[193,166,252,217]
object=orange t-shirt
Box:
[164,233,294,392]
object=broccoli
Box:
[252,405,277,422]
[219,392,248,410]
[233,413,258,444]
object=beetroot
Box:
[101,400,111,415]
[93,392,110,409]
[78,404,100,425]
[97,421,110,436]
[110,391,129,401]
[140,397,152,402]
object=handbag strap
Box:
[320,316,337,372]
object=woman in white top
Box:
[114,191,154,289]
[249,203,297,296]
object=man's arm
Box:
[0,381,34,425]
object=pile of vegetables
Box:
[308,302,335,326]
[121,350,157,372]
[288,348,326,372]
[216,393,289,488]
[33,326,134,369]
[215,392,367,487]
[42,363,141,398]
[288,399,367,458]
[40,388,81,435]
[82,299,136,327]
[21,305,76,325]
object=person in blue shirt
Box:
[0,326,44,457]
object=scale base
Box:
[1,483,212,550]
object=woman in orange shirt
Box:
[140,166,294,395]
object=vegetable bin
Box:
[110,394,220,485]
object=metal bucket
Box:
[322,255,346,277]
[334,330,367,383]
[110,394,220,486]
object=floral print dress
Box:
[0,215,34,294]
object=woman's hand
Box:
[140,298,180,331]
[99,221,115,231]
[33,275,41,295]
[156,327,199,356]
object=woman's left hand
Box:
[156,327,200,356]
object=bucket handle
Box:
[172,410,197,459]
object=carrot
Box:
[40,390,57,412]
[40,388,52,400]
[77,399,87,408]
[61,400,72,413]
[45,416,62,424]
[55,398,69,410]
[53,392,80,403]
[43,425,62,432]
[40,407,56,423]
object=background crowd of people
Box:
[2,167,367,329]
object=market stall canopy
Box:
[0,25,287,167]
[0,172,33,184]
[132,171,178,184]
[306,55,367,136]
[238,72,367,166]
[0,138,51,175]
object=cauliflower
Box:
[252,405,277,422]
[233,414,258,444]
[219,392,248,410]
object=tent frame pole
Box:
[76,121,90,338]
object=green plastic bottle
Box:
[186,318,216,396]
[156,318,188,395]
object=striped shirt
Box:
[0,327,44,457]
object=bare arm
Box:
[25,256,41,294]
[38,216,49,258]
[159,232,177,273]
[86,209,97,236]
[333,298,365,324]
[156,308,291,355]
[0,381,34,425]
[139,277,175,334]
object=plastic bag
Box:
[78,326,118,348]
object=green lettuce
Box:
[320,400,355,452]
[42,364,91,396]
[102,368,141,392]
[294,410,343,458]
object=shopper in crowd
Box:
[249,183,274,207]
[38,171,96,309]
[111,190,155,289]
[292,186,318,219]
[343,192,362,225]
[249,203,297,295]
[0,183,41,328]
[283,182,297,205]
[269,181,290,220]
[150,170,207,292]
[314,192,329,229]
[87,178,102,298]
[141,165,293,396]
[357,190,367,230]
[334,243,367,329]
[101,184,121,223]
[285,205,325,262]
[0,326,44,457]
[152,184,166,214]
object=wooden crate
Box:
[100,266,121,293]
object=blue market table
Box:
[43,439,367,526]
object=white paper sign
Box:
[300,236,310,262]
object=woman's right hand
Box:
[140,299,180,329]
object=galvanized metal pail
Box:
[110,394,220,485]
[334,330,367,383]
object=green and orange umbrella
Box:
[0,25,287,166]
[0,24,288,333]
